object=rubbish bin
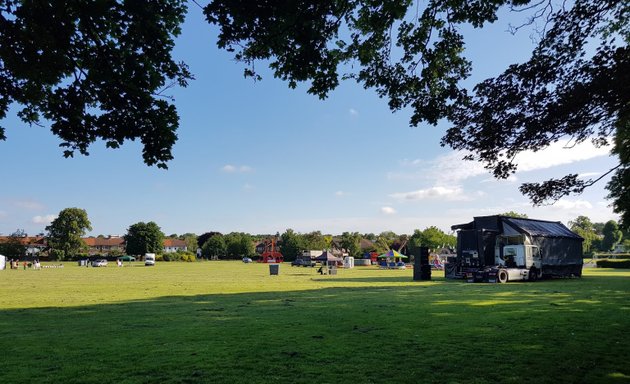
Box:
[78,259,87,267]
[269,264,279,275]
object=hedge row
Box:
[596,259,630,269]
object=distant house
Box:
[163,238,187,253]
[83,236,125,256]
[0,235,47,257]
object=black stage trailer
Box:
[446,215,583,281]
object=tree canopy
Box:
[201,234,226,259]
[124,221,165,256]
[409,226,456,253]
[2,1,627,224]
[339,231,363,258]
[223,232,254,259]
[0,0,191,168]
[205,0,628,225]
[602,220,623,251]
[46,207,92,260]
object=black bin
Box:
[413,247,431,281]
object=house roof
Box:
[163,238,187,247]
[83,237,125,247]
[0,236,47,246]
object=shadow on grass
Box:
[0,276,629,384]
[310,275,429,283]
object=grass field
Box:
[1,262,629,383]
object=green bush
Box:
[49,249,65,261]
[159,251,196,262]
[596,259,630,269]
[73,253,90,261]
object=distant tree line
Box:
[569,216,630,255]
[6,208,627,261]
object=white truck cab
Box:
[495,245,542,282]
[145,253,156,266]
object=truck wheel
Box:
[497,269,509,284]
[529,268,538,282]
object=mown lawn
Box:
[1,262,629,383]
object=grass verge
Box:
[1,262,629,383]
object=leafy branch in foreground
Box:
[205,0,629,224]
[0,0,192,168]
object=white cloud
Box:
[335,191,347,197]
[0,211,7,219]
[514,141,610,172]
[222,164,253,173]
[389,186,471,201]
[394,139,611,184]
[381,206,397,215]
[243,183,254,191]
[32,214,56,225]
[392,153,486,184]
[349,108,359,117]
[551,199,593,210]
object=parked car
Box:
[118,255,136,262]
[91,259,108,267]
[242,257,253,263]
[291,258,316,267]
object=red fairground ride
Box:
[259,238,283,263]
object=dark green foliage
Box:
[0,229,27,258]
[570,215,600,254]
[596,259,630,268]
[223,232,254,259]
[601,220,624,251]
[607,118,630,228]
[45,207,92,260]
[279,229,305,261]
[302,231,328,250]
[162,250,196,262]
[205,0,629,217]
[124,221,165,256]
[339,231,362,258]
[48,249,65,261]
[409,226,455,253]
[201,234,226,259]
[197,232,222,249]
[0,0,191,168]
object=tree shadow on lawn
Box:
[0,276,628,384]
[310,276,426,283]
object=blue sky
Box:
[0,6,620,237]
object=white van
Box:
[145,253,156,266]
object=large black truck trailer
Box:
[447,216,583,283]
